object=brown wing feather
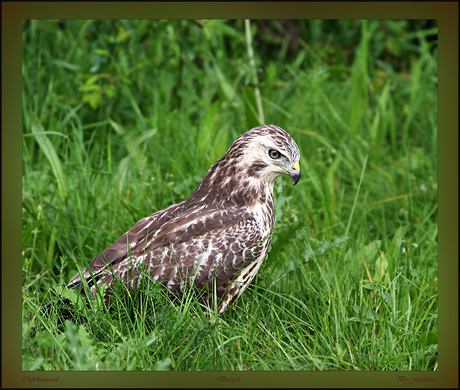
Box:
[66,201,186,290]
[105,212,267,314]
[66,203,263,306]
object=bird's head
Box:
[190,125,300,208]
[228,125,301,186]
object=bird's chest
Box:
[229,197,274,285]
[249,196,274,237]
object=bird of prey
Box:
[43,125,300,316]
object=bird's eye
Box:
[268,149,281,159]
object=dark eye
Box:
[268,149,281,159]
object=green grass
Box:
[22,19,438,371]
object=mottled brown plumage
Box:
[49,125,300,315]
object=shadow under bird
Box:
[33,125,301,319]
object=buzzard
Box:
[43,125,300,316]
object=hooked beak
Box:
[289,162,301,186]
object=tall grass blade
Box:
[30,122,68,200]
[345,155,368,237]
[244,19,264,124]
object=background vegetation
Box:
[22,19,438,371]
